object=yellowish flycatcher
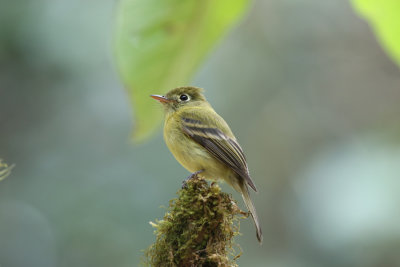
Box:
[151,86,262,243]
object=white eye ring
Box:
[179,94,189,101]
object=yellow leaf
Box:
[351,0,400,67]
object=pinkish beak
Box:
[150,94,172,103]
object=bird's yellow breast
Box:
[163,112,208,173]
[163,108,232,182]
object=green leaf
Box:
[351,0,400,67]
[114,0,249,142]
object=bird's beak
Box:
[150,94,171,103]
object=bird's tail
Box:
[240,183,263,244]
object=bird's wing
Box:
[180,109,258,192]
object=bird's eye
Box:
[179,94,189,101]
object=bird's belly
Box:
[164,130,230,181]
[167,134,209,172]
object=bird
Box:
[151,86,262,243]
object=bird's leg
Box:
[182,169,204,188]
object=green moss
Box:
[143,175,245,267]
[0,159,14,182]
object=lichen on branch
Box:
[143,175,245,267]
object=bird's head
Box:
[151,86,208,112]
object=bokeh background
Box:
[1,1,400,266]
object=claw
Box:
[181,170,204,189]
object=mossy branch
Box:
[143,175,246,267]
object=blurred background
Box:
[1,0,400,266]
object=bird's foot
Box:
[182,170,204,189]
